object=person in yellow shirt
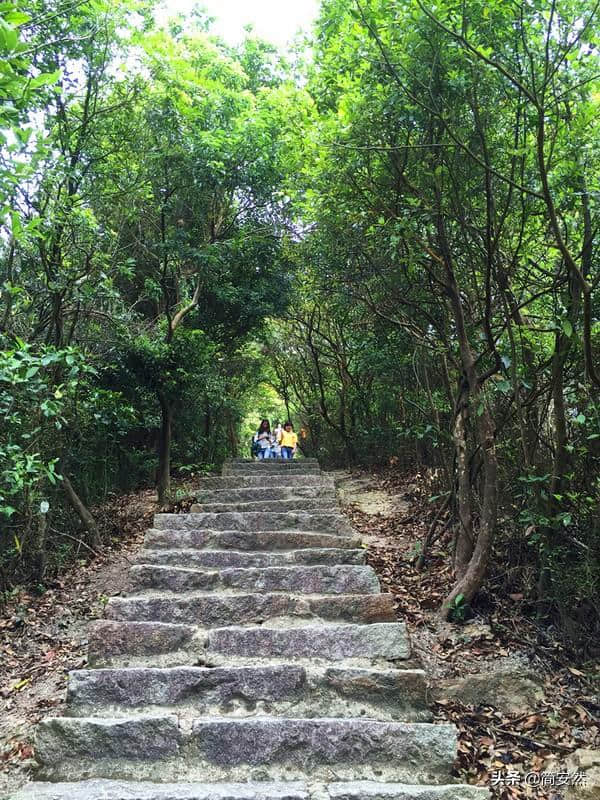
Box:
[278,420,298,459]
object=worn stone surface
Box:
[34,717,457,783]
[188,718,457,782]
[196,475,335,490]
[133,548,366,569]
[190,498,338,513]
[88,621,196,667]
[206,623,408,661]
[12,782,310,800]
[229,456,319,466]
[12,782,490,800]
[323,667,426,707]
[437,667,544,713]
[223,463,321,474]
[144,529,362,552]
[68,666,306,712]
[36,715,181,768]
[129,564,380,595]
[326,784,489,800]
[153,512,354,535]
[67,665,428,721]
[195,486,336,503]
[106,592,397,625]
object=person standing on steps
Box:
[279,420,298,459]
[256,418,273,459]
[271,421,283,459]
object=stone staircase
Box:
[13,459,487,800]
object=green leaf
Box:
[561,319,573,338]
[29,70,61,89]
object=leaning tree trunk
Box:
[61,473,101,549]
[157,394,174,506]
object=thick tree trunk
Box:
[157,395,174,505]
[62,473,101,549]
[442,403,498,616]
[453,400,473,579]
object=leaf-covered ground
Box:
[340,466,599,799]
[0,489,159,798]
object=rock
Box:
[88,621,197,667]
[129,564,380,595]
[188,718,458,783]
[153,511,354,535]
[436,667,544,712]
[133,547,366,568]
[194,474,335,489]
[564,749,600,800]
[12,781,489,800]
[36,715,181,768]
[67,664,428,721]
[106,591,397,626]
[190,498,337,513]
[206,622,409,661]
[144,529,362,552]
[68,665,306,712]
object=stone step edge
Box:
[189,502,339,512]
[132,548,367,566]
[128,563,379,594]
[11,780,489,800]
[32,717,459,788]
[66,664,428,718]
[88,623,410,664]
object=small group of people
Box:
[252,419,298,460]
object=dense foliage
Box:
[0,1,299,586]
[1,0,598,648]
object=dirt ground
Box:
[0,490,153,799]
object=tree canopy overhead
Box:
[1,0,598,646]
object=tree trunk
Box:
[453,399,473,579]
[157,394,174,505]
[31,513,48,582]
[442,401,498,616]
[62,473,101,549]
[537,333,570,612]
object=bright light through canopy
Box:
[156,0,319,46]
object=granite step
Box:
[88,621,408,669]
[88,621,199,667]
[133,548,366,569]
[128,564,380,595]
[144,529,362,552]
[67,662,427,721]
[223,463,321,473]
[232,458,320,464]
[34,716,458,783]
[12,781,489,800]
[190,498,338,513]
[105,592,397,626]
[194,486,337,503]
[195,475,334,490]
[205,622,409,663]
[153,512,354,535]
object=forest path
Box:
[12,459,488,800]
